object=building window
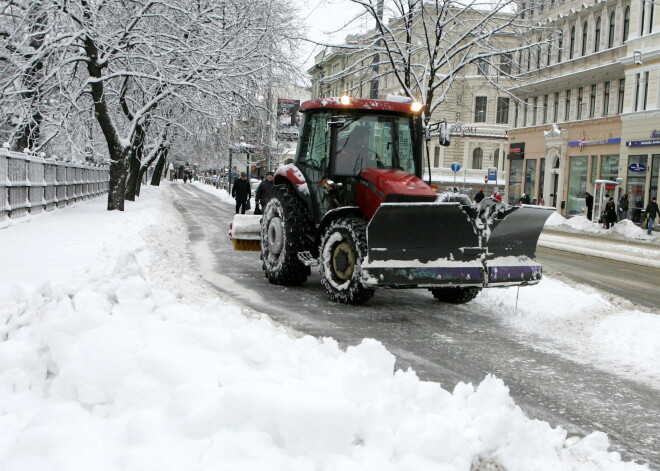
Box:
[515,102,520,127]
[496,97,510,124]
[476,58,489,76]
[603,81,610,116]
[474,96,487,122]
[581,21,588,56]
[618,78,625,114]
[472,148,483,169]
[651,1,655,34]
[570,25,576,59]
[434,146,440,167]
[594,16,601,52]
[524,159,537,202]
[523,98,529,126]
[608,11,615,48]
[526,48,531,70]
[644,71,649,109]
[554,92,560,122]
[640,0,646,35]
[567,156,588,215]
[557,32,563,62]
[536,38,541,69]
[565,89,572,121]
[589,84,596,117]
[499,53,512,75]
[543,94,549,124]
[634,73,640,111]
[623,7,630,41]
[533,96,538,125]
[577,87,584,119]
[494,148,500,168]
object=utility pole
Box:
[369,0,385,99]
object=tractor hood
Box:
[356,168,437,220]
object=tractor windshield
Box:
[333,115,415,176]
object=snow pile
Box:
[544,211,566,227]
[544,213,658,243]
[0,186,648,470]
[608,219,651,240]
[477,278,660,387]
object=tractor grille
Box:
[384,194,437,203]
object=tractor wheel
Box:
[261,184,312,285]
[429,287,482,304]
[319,217,375,304]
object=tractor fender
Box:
[273,164,314,215]
[312,206,365,257]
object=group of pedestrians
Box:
[586,191,658,234]
[230,171,274,215]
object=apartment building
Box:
[307,15,518,193]
[506,0,659,217]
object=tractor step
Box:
[297,251,319,267]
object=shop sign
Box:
[568,136,621,150]
[628,163,647,172]
[626,139,660,147]
[508,142,525,160]
[450,123,478,136]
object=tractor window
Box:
[333,115,415,176]
[298,113,328,172]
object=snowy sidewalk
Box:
[540,212,660,268]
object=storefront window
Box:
[524,159,536,201]
[651,154,659,200]
[627,154,648,222]
[539,158,546,201]
[567,155,588,215]
[590,155,598,185]
[600,154,619,181]
[508,159,523,204]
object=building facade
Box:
[507,0,658,217]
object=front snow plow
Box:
[361,200,555,289]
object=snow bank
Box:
[0,185,647,470]
[477,278,660,388]
[544,213,658,244]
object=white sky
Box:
[295,0,369,71]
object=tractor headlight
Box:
[411,102,423,112]
[340,95,351,105]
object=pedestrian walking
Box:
[182,172,188,183]
[585,192,594,221]
[231,172,251,214]
[255,172,274,215]
[604,197,617,229]
[619,194,629,220]
[645,197,659,235]
[474,189,485,204]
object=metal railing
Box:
[0,148,110,225]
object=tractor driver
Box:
[335,124,378,175]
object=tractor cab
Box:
[289,98,435,224]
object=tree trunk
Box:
[107,153,128,210]
[124,152,141,201]
[151,152,166,186]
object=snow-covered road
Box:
[175,182,660,467]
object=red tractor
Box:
[255,97,553,304]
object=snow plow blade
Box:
[361,202,554,288]
[230,214,262,251]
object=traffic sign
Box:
[450,162,461,172]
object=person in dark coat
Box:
[604,197,617,229]
[645,196,659,235]
[474,189,485,204]
[231,172,251,214]
[255,172,274,214]
[619,194,629,220]
[585,192,594,221]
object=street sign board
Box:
[487,167,497,181]
[450,162,461,172]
